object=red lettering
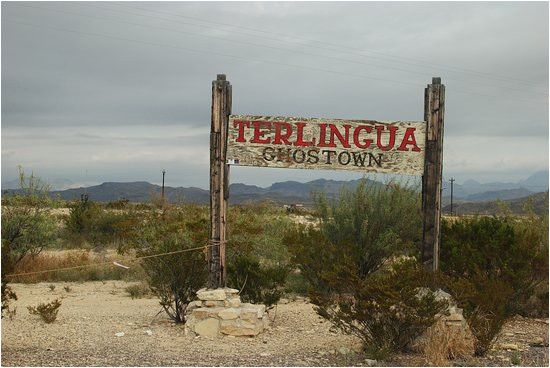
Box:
[353,126,372,149]
[294,123,316,146]
[273,122,293,145]
[250,121,272,144]
[319,124,351,148]
[233,120,250,143]
[376,125,397,151]
[397,127,421,152]
[318,124,329,147]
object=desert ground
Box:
[1,281,548,367]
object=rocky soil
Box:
[1,281,548,367]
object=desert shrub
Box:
[125,282,150,299]
[285,179,443,358]
[313,179,422,276]
[127,204,208,323]
[106,198,129,209]
[27,299,61,323]
[227,254,289,309]
[314,261,447,359]
[2,168,57,317]
[64,196,138,248]
[440,215,548,355]
[227,202,293,265]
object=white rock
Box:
[143,330,153,336]
[365,359,378,366]
[223,288,239,296]
[218,308,241,320]
[115,332,125,337]
[227,297,241,307]
[197,289,227,301]
[278,298,289,304]
[194,318,219,338]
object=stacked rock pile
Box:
[184,288,269,338]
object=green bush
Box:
[64,196,137,248]
[2,168,57,317]
[127,204,208,323]
[227,254,289,309]
[315,261,447,359]
[285,179,443,358]
[440,215,549,355]
[27,299,61,323]
[313,179,422,276]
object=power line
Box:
[13,1,547,97]
[9,2,548,98]
[3,18,546,104]
[102,2,548,90]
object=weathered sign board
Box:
[209,74,445,288]
[226,116,426,176]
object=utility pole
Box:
[449,177,455,216]
[162,169,166,202]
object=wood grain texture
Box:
[421,78,445,272]
[226,115,426,176]
[209,74,231,288]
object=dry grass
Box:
[421,319,474,366]
[10,249,144,283]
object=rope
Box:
[4,244,214,279]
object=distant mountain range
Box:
[2,171,547,214]
[445,171,548,200]
[39,178,378,205]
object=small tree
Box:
[128,204,208,323]
[2,168,57,317]
[285,179,445,358]
[440,215,549,355]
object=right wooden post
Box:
[422,77,445,271]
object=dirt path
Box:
[1,282,548,367]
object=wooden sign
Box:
[209,75,445,289]
[226,116,426,176]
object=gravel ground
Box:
[1,281,548,367]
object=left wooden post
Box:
[209,74,232,288]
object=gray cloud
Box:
[2,1,548,188]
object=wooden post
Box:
[421,77,445,271]
[209,74,232,288]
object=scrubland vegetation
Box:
[2,170,548,364]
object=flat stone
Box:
[278,298,289,304]
[223,288,239,296]
[197,289,227,301]
[218,308,241,320]
[241,308,260,323]
[194,318,219,338]
[189,300,202,308]
[220,319,263,336]
[192,308,210,320]
[204,300,224,307]
[365,359,377,366]
[227,297,241,307]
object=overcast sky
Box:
[2,1,548,189]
